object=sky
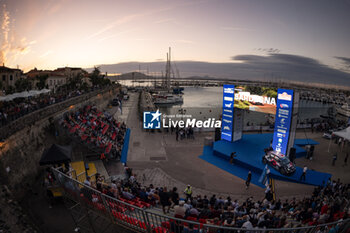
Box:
[1,0,350,76]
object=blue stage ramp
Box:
[199,134,331,188]
[120,128,131,164]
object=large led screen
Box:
[234,86,277,115]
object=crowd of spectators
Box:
[61,105,126,160]
[78,166,349,232]
[0,90,85,127]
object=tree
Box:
[15,78,32,92]
[89,66,102,86]
[6,85,15,94]
[67,73,83,90]
[89,66,110,87]
[36,74,48,90]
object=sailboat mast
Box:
[166,47,171,90]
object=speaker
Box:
[215,128,221,141]
[289,147,296,162]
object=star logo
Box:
[150,109,161,122]
[143,110,162,129]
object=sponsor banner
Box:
[221,85,235,141]
[233,108,243,141]
[287,92,299,157]
[272,89,294,154]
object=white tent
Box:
[0,89,51,102]
[327,126,350,152]
[333,127,350,141]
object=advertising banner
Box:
[233,108,243,141]
[221,85,235,141]
[272,89,294,155]
[287,92,299,157]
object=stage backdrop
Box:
[272,89,294,155]
[233,108,243,141]
[221,85,235,141]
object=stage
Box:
[199,133,330,188]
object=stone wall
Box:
[138,91,155,119]
[0,86,119,195]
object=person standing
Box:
[175,128,179,141]
[159,187,171,214]
[332,153,337,166]
[184,185,193,200]
[170,187,179,207]
[300,165,307,181]
[245,171,252,190]
[230,152,237,164]
[343,153,348,166]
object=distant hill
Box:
[86,54,350,87]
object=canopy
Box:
[39,144,72,165]
[0,89,51,102]
[333,127,350,141]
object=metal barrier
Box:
[51,167,350,233]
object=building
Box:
[46,73,66,90]
[0,65,22,90]
[24,67,89,90]
[54,67,86,81]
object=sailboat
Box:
[153,47,183,105]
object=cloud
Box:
[91,53,350,88]
[255,48,281,54]
[176,39,194,44]
[85,14,141,40]
[39,50,54,58]
[98,29,136,42]
[154,18,175,24]
[220,26,255,32]
[0,4,33,66]
[335,56,350,70]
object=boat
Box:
[153,93,183,104]
[152,47,184,105]
[336,103,350,117]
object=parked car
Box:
[323,131,333,139]
[262,150,296,176]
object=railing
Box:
[51,167,350,233]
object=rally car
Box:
[262,150,296,176]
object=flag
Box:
[259,165,268,184]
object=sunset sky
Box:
[1,0,350,73]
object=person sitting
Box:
[84,176,91,186]
[174,201,186,218]
[122,188,135,200]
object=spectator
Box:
[84,176,91,186]
[246,171,252,190]
[300,165,307,181]
[170,187,179,206]
[332,153,337,166]
[344,153,348,166]
[159,187,171,214]
[174,201,186,218]
[184,185,193,200]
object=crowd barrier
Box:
[51,167,350,233]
